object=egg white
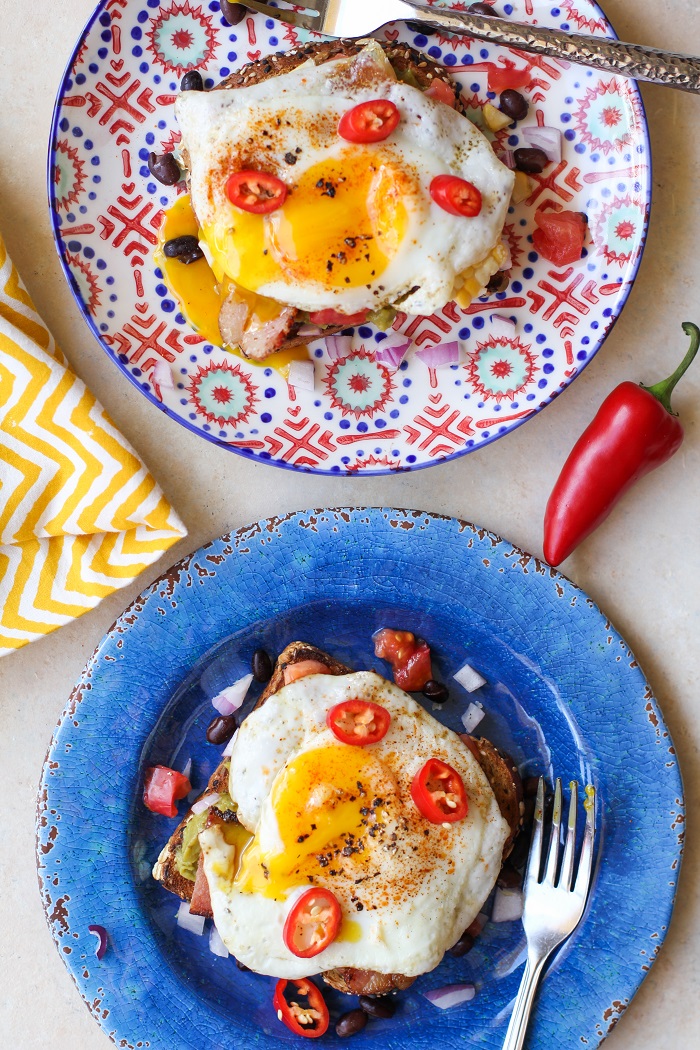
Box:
[200,671,509,979]
[176,42,514,316]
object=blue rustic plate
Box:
[48,0,650,475]
[37,509,683,1049]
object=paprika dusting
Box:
[543,321,700,566]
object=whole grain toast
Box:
[152,640,523,996]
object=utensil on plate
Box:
[502,777,597,1050]
[241,0,700,92]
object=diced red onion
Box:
[453,662,486,693]
[192,791,221,816]
[501,149,516,170]
[296,323,323,338]
[87,924,108,960]
[176,901,206,936]
[325,334,354,360]
[489,314,516,340]
[287,359,315,392]
[211,674,253,716]
[522,125,562,164]
[492,887,524,923]
[415,341,460,369]
[461,702,486,733]
[375,337,411,369]
[180,757,192,781]
[423,983,476,1009]
[151,360,174,391]
[222,727,239,758]
[209,924,230,958]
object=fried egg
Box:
[199,671,509,979]
[175,41,514,318]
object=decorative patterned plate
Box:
[48,1,650,475]
[37,509,683,1050]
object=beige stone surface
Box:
[0,0,698,1046]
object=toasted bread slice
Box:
[152,642,351,901]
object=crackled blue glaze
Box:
[37,509,683,1049]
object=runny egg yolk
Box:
[204,150,412,294]
[234,745,394,901]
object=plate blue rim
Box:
[45,0,652,477]
[36,508,683,1049]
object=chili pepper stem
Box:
[642,321,700,415]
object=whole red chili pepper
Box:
[543,321,700,566]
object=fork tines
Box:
[526,777,596,895]
[241,1,324,31]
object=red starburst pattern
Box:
[146,2,218,77]
[346,453,403,473]
[573,79,642,156]
[500,221,525,272]
[466,335,537,403]
[64,251,101,315]
[324,349,395,420]
[592,195,645,267]
[559,0,607,34]
[187,360,258,428]
[53,140,86,212]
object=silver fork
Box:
[501,777,596,1050]
[240,0,700,93]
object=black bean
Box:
[180,69,204,91]
[335,1010,368,1038]
[164,235,203,263]
[359,995,396,1019]
[507,830,530,870]
[148,151,181,187]
[406,20,437,35]
[497,863,523,889]
[251,648,273,683]
[449,930,475,957]
[514,147,548,174]
[220,1,247,26]
[469,2,498,15]
[206,713,238,745]
[523,775,541,798]
[485,271,510,295]
[422,679,449,704]
[499,88,529,122]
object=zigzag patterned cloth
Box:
[0,234,187,656]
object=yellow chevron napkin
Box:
[0,234,187,656]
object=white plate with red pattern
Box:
[49,0,650,475]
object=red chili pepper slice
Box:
[225,170,288,214]
[283,888,342,958]
[327,699,391,746]
[411,758,469,823]
[308,308,369,327]
[338,99,401,143]
[373,629,433,691]
[273,978,330,1038]
[430,175,483,218]
[543,322,700,566]
[143,766,191,818]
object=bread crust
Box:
[152,641,523,997]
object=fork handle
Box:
[400,4,700,93]
[501,953,548,1050]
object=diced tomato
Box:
[308,308,369,328]
[273,978,330,1038]
[532,206,587,266]
[225,170,288,214]
[338,99,401,143]
[283,888,342,959]
[189,853,213,918]
[373,629,433,691]
[487,63,531,94]
[284,659,330,685]
[425,78,457,108]
[430,175,482,218]
[143,765,191,818]
[327,699,391,746]
[411,758,469,823]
